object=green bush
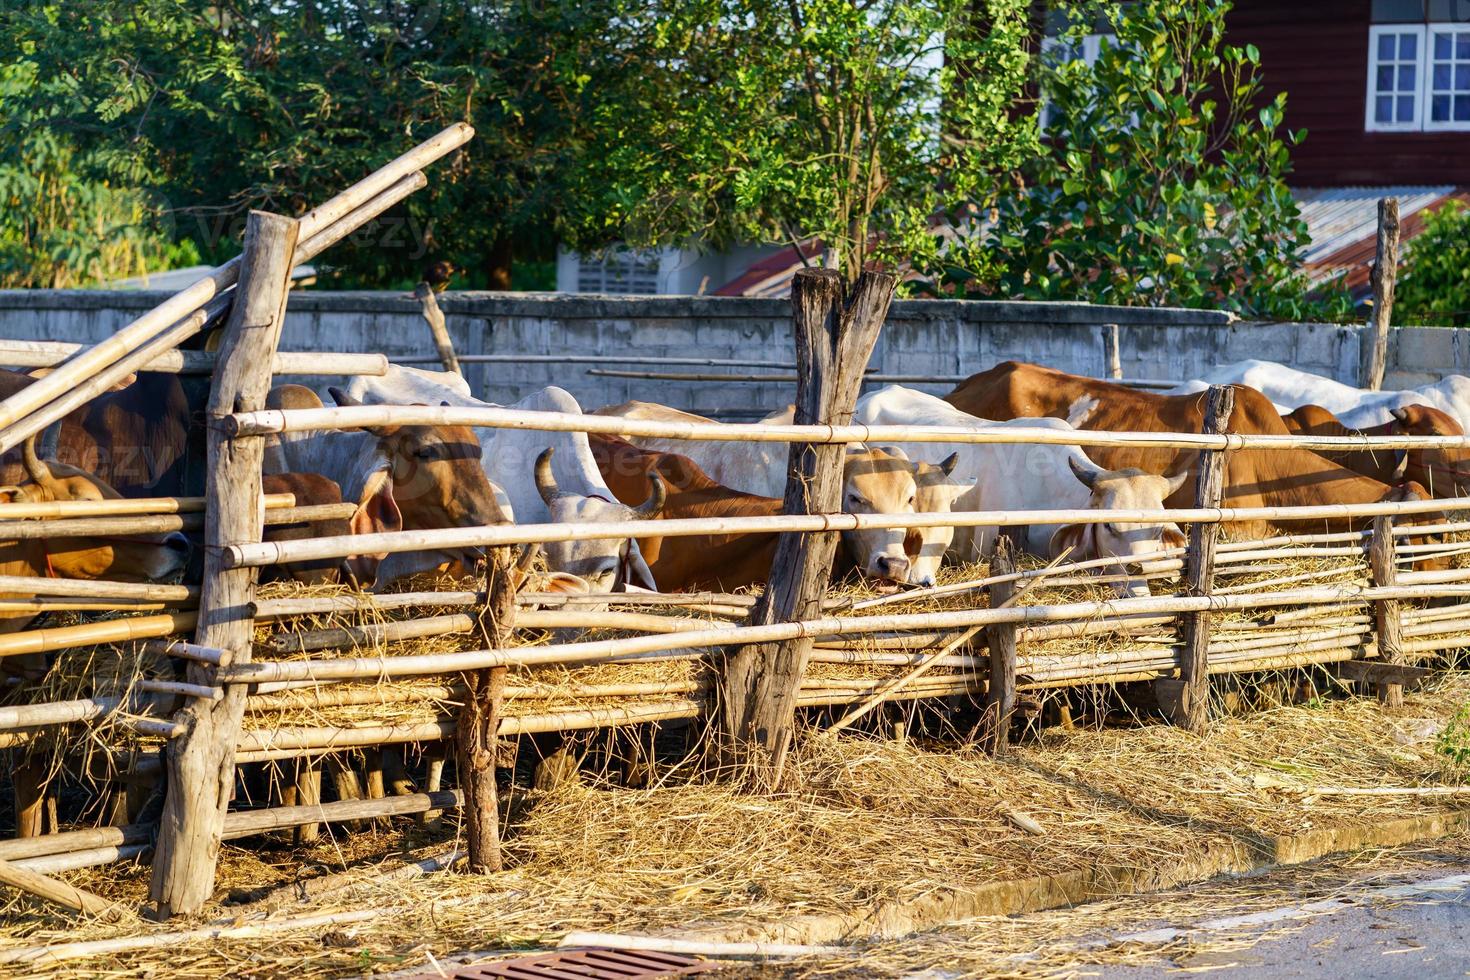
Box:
[1396,201,1470,327]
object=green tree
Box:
[936,0,1345,319]
[1396,200,1470,327]
[555,0,1037,283]
[0,62,192,288]
[0,1,607,289]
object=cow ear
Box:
[1161,523,1188,550]
[351,471,403,539]
[621,541,659,591]
[541,572,593,595]
[1048,523,1091,560]
[1391,448,1409,482]
[0,485,26,504]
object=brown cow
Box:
[0,436,191,633]
[267,384,508,587]
[259,472,371,588]
[944,361,1431,538]
[590,433,781,592]
[1284,403,1470,498]
[0,368,203,496]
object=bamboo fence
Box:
[0,128,1466,921]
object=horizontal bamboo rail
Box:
[222,496,1470,569]
[220,582,1470,685]
[0,340,388,377]
[0,492,295,522]
[224,402,1470,452]
[0,611,196,659]
[0,501,355,541]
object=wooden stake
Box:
[150,210,300,919]
[292,762,323,843]
[458,545,515,873]
[717,268,893,783]
[414,283,461,375]
[1363,197,1400,391]
[1369,514,1405,707]
[983,535,1019,753]
[1160,384,1233,733]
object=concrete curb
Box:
[672,809,1470,947]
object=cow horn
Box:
[328,386,362,408]
[534,448,562,504]
[939,452,959,477]
[515,541,542,573]
[633,473,666,519]
[1067,453,1104,490]
[1390,406,1410,428]
[21,435,59,494]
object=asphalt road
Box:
[1093,865,1470,978]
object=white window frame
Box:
[1366,24,1426,132]
[1424,23,1470,132]
[1366,22,1470,133]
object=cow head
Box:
[328,388,509,581]
[1048,455,1189,598]
[535,447,665,592]
[0,437,190,583]
[841,445,919,584]
[1389,404,1470,497]
[898,451,967,588]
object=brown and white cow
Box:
[944,361,1432,539]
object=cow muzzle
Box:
[870,554,912,584]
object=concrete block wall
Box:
[0,289,1452,418]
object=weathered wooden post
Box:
[1159,384,1233,734]
[1101,323,1122,380]
[1362,197,1400,392]
[150,210,299,918]
[982,535,1018,754]
[717,268,894,785]
[414,282,461,375]
[458,544,516,872]
[1368,515,1405,707]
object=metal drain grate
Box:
[404,947,722,980]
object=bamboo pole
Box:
[220,581,1470,686]
[0,856,113,916]
[0,168,430,457]
[0,696,120,730]
[0,340,387,377]
[13,844,150,877]
[151,209,299,920]
[142,640,229,667]
[221,494,1470,569]
[0,493,294,522]
[0,612,196,659]
[0,824,149,863]
[226,403,1470,453]
[0,577,194,601]
[0,501,352,541]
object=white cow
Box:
[341,378,665,593]
[594,400,961,584]
[1167,359,1470,430]
[853,386,1188,597]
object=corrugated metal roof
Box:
[1296,185,1468,295]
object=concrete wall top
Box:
[0,289,1237,328]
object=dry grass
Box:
[0,673,1465,978]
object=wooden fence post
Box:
[717,268,894,784]
[150,210,299,919]
[414,282,461,375]
[1362,197,1400,392]
[458,544,515,872]
[983,535,1018,754]
[1369,515,1405,707]
[1159,384,1233,734]
[1101,323,1122,380]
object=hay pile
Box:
[0,673,1465,978]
